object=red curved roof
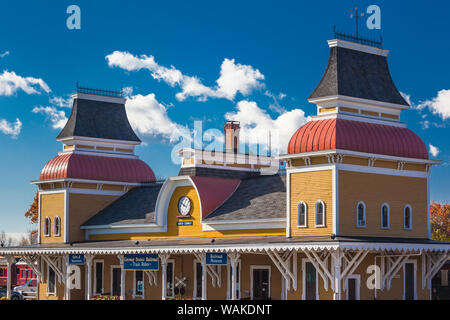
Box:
[287,118,428,159]
[190,176,240,219]
[40,153,156,183]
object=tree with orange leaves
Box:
[24,192,39,244]
[430,201,450,241]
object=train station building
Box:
[0,35,449,300]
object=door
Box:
[252,268,270,300]
[195,262,203,299]
[305,262,317,300]
[404,263,415,300]
[347,278,357,300]
[112,267,121,297]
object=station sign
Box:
[177,221,193,226]
[123,254,159,270]
[69,254,85,265]
[206,252,228,265]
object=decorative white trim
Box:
[71,92,126,104]
[313,112,406,128]
[202,218,285,231]
[286,169,291,237]
[308,94,409,110]
[57,135,140,146]
[250,265,271,300]
[327,39,390,57]
[59,149,138,160]
[64,189,68,243]
[333,166,338,235]
[280,149,440,166]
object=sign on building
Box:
[206,252,228,265]
[69,254,85,265]
[123,254,159,270]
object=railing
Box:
[76,83,123,98]
[333,26,383,49]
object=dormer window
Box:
[297,202,307,227]
[356,202,366,227]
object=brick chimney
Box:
[224,121,240,154]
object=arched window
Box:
[297,202,307,227]
[315,201,325,227]
[356,202,366,227]
[404,205,412,230]
[44,217,51,236]
[54,216,61,237]
[381,203,390,229]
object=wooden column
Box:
[118,255,126,300]
[6,255,15,300]
[229,253,240,300]
[85,255,94,300]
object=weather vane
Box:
[350,7,364,38]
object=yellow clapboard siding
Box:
[338,170,428,238]
[40,193,65,243]
[290,170,333,236]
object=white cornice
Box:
[312,113,407,128]
[308,94,409,110]
[57,136,141,146]
[72,92,126,105]
[278,149,441,165]
[328,39,389,57]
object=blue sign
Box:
[206,252,228,265]
[123,254,159,270]
[69,254,85,265]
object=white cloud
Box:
[429,144,440,157]
[225,100,309,154]
[49,95,73,108]
[400,91,412,107]
[0,51,9,58]
[417,89,450,120]
[125,92,188,143]
[0,118,22,138]
[32,106,68,129]
[106,51,265,101]
[0,70,51,96]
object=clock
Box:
[178,196,191,216]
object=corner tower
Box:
[34,88,156,244]
[280,37,439,240]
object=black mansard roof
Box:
[82,174,286,227]
[308,44,409,106]
[82,185,162,227]
[57,96,141,142]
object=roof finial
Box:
[349,7,364,38]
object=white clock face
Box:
[178,196,191,216]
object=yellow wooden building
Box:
[1,36,449,301]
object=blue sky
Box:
[0,0,449,234]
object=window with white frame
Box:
[315,201,325,227]
[404,205,412,230]
[381,203,390,229]
[297,202,307,227]
[94,260,104,294]
[47,265,56,295]
[54,216,61,237]
[44,217,51,236]
[356,202,366,227]
[194,261,203,300]
[134,270,144,298]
